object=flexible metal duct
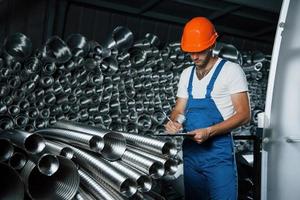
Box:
[78,168,121,200]
[12,90,27,103]
[41,62,56,75]
[133,39,151,48]
[126,122,139,134]
[73,187,96,200]
[134,191,166,200]
[0,116,14,130]
[25,124,35,132]
[151,111,166,125]
[212,42,223,57]
[251,51,266,63]
[87,72,103,87]
[23,58,41,79]
[18,98,30,110]
[10,90,26,102]
[83,58,98,71]
[112,26,134,52]
[66,33,89,57]
[3,32,32,64]
[101,56,118,75]
[21,157,79,200]
[0,130,45,154]
[26,107,39,120]
[129,47,147,67]
[33,117,48,129]
[85,173,128,200]
[0,162,24,200]
[117,52,130,63]
[30,153,60,176]
[128,146,178,176]
[252,108,264,125]
[93,42,112,60]
[35,128,104,153]
[103,35,117,50]
[242,62,264,73]
[52,121,126,160]
[0,68,12,80]
[41,36,72,64]
[110,160,152,192]
[39,76,54,88]
[145,33,160,47]
[213,42,243,65]
[118,132,177,157]
[65,145,137,197]
[8,75,21,89]
[122,149,165,179]
[0,102,7,114]
[8,62,23,75]
[45,140,75,159]
[0,139,14,162]
[51,81,64,95]
[8,152,27,170]
[14,114,29,128]
[1,96,13,107]
[136,114,152,131]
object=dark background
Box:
[0,0,282,54]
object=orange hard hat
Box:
[181,17,218,52]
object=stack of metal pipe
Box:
[0,30,189,149]
[0,131,80,200]
[0,32,269,139]
[0,119,177,199]
[0,27,270,199]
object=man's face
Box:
[189,48,212,69]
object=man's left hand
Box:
[190,127,211,144]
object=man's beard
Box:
[195,52,211,70]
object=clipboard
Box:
[154,133,195,136]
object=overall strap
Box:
[187,66,196,98]
[205,59,227,99]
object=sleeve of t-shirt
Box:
[225,63,249,94]
[176,68,190,98]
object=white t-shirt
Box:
[176,58,248,120]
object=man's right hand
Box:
[164,121,183,134]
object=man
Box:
[165,17,250,200]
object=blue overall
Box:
[183,59,237,200]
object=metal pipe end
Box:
[37,154,59,176]
[0,139,14,162]
[89,136,104,152]
[149,162,165,179]
[137,175,152,192]
[119,178,137,197]
[9,152,27,170]
[101,132,126,161]
[60,147,75,160]
[254,62,263,71]
[162,142,177,157]
[165,159,178,175]
[25,156,80,200]
[24,133,46,154]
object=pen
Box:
[162,111,184,132]
[162,111,175,124]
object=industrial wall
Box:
[0,0,273,53]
